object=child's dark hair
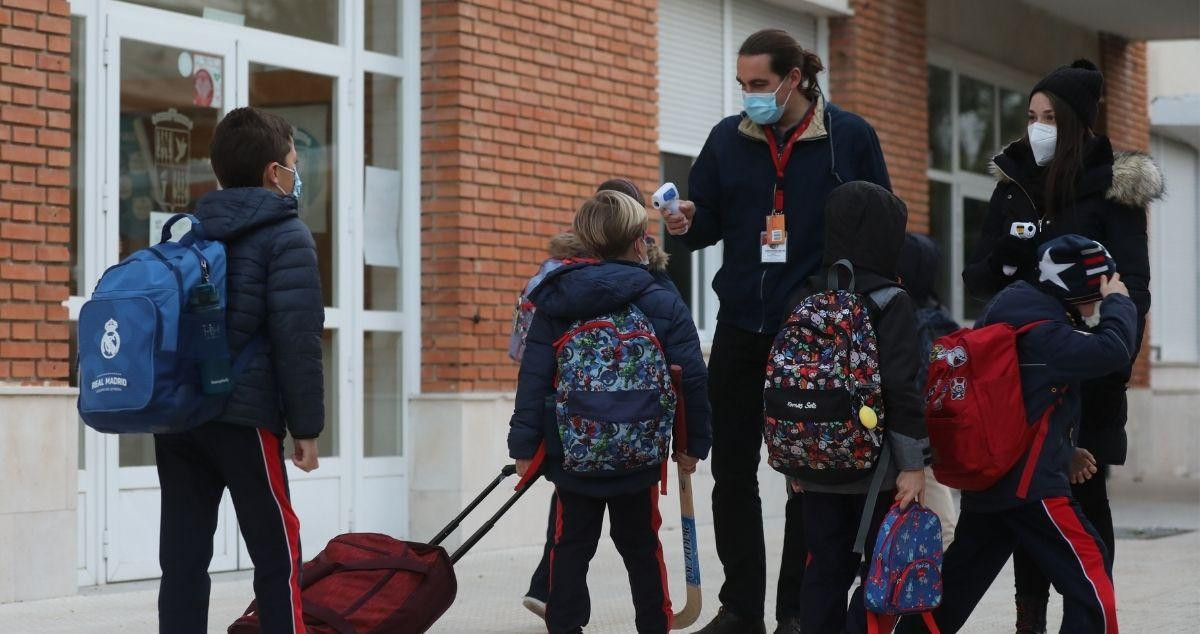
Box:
[210,107,294,188]
[738,28,824,102]
[596,178,645,206]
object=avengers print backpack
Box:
[553,303,676,476]
[763,259,902,484]
[864,503,944,633]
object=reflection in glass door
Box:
[103,24,239,582]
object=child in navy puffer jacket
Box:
[509,190,711,634]
[898,234,1137,634]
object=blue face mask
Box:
[275,163,303,200]
[742,75,796,125]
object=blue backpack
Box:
[864,503,944,633]
[552,303,676,476]
[78,214,250,434]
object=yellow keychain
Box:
[859,405,879,430]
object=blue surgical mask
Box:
[743,76,795,125]
[275,164,303,200]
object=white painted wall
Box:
[1148,40,1200,98]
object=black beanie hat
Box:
[1036,234,1116,305]
[1030,59,1104,128]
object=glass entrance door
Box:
[101,10,239,583]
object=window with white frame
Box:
[927,64,1030,323]
[1149,134,1200,367]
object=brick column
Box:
[1097,34,1151,389]
[0,0,72,385]
[421,0,659,393]
[828,0,929,231]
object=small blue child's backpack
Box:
[78,214,250,434]
[864,503,944,633]
[552,303,676,476]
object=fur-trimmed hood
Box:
[989,138,1165,209]
[546,231,669,272]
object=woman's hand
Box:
[894,469,926,508]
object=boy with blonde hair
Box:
[509,191,711,633]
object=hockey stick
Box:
[669,365,702,629]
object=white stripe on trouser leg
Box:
[258,431,300,634]
[1041,500,1106,634]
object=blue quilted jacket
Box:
[507,260,712,497]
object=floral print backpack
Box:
[763,259,902,484]
[864,503,944,633]
[553,303,676,475]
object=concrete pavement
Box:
[0,479,1196,632]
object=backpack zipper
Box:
[890,558,939,608]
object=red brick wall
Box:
[0,0,72,385]
[1097,34,1151,388]
[421,0,659,392]
[829,0,929,231]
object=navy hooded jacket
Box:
[673,99,891,335]
[193,188,325,440]
[962,281,1136,513]
[507,261,712,498]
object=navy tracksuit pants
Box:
[547,486,672,634]
[155,423,305,634]
[896,497,1117,634]
[799,490,893,634]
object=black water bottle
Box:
[189,282,232,394]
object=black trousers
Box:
[527,492,558,601]
[799,491,892,634]
[155,423,304,634]
[709,322,807,621]
[1014,467,1114,599]
[547,486,671,634]
[897,498,1117,634]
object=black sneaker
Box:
[1015,594,1048,634]
[773,615,802,634]
[693,607,767,634]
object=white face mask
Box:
[1082,303,1102,328]
[1028,122,1057,166]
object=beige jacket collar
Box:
[737,96,828,143]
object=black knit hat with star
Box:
[1030,59,1104,128]
[1036,234,1116,305]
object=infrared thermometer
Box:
[652,182,681,215]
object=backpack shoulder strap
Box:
[867,286,905,312]
[1014,319,1052,336]
[853,440,891,555]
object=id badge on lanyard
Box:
[760,102,817,264]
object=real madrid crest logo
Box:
[101,318,121,360]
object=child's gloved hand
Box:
[673,452,699,475]
[1070,448,1098,484]
[894,469,925,508]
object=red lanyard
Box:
[762,100,818,213]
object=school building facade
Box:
[0,0,1195,602]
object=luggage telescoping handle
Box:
[450,467,541,564]
[429,464,517,547]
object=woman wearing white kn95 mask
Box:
[960,58,1165,634]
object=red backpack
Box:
[923,321,1052,495]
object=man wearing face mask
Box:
[156,107,324,634]
[662,29,891,634]
[960,59,1163,634]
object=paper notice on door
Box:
[364,166,402,268]
[192,53,223,109]
[150,211,190,243]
